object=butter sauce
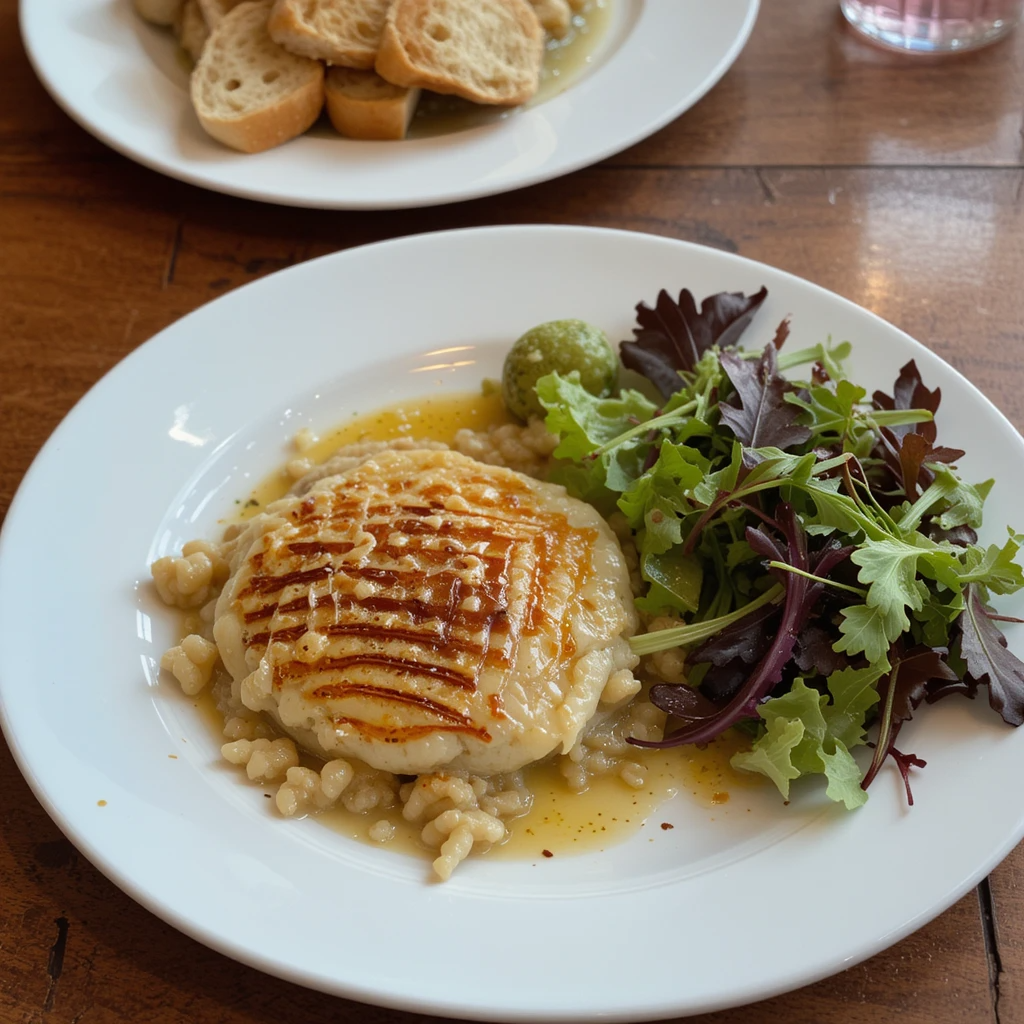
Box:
[207,389,761,864]
[235,390,510,522]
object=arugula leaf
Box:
[719,346,813,451]
[959,535,1024,594]
[777,338,852,378]
[936,473,994,531]
[620,286,769,398]
[835,603,904,664]
[786,378,867,440]
[850,537,925,637]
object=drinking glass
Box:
[841,0,1023,52]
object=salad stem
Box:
[591,400,698,457]
[766,561,868,597]
[629,583,785,657]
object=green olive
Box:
[502,319,618,420]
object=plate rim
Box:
[2,224,1023,1021]
[17,0,760,210]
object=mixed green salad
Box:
[510,286,1024,809]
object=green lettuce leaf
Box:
[820,740,869,810]
[730,716,805,799]
[536,372,657,460]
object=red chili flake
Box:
[660,822,674,831]
[542,849,554,858]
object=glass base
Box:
[841,0,1020,53]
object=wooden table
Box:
[3,1,1024,1020]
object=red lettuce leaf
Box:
[959,583,1024,726]
[692,602,778,667]
[870,361,962,500]
[620,286,769,399]
[872,360,942,442]
[638,510,850,748]
[771,317,791,350]
[719,345,813,451]
[891,749,928,806]
[793,625,850,677]
[861,644,958,802]
[877,427,964,502]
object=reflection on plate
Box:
[20,0,758,208]
[2,226,1023,1022]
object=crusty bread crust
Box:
[267,0,391,69]
[196,0,245,29]
[133,0,184,27]
[175,0,210,61]
[191,0,325,154]
[325,67,420,140]
[375,0,543,106]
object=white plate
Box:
[19,0,758,209]
[2,226,1023,1021]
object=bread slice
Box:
[133,0,184,27]
[267,0,392,69]
[375,0,544,106]
[196,0,245,28]
[176,0,210,61]
[191,0,325,153]
[528,0,571,38]
[324,66,419,140]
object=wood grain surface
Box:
[2,1,1024,1021]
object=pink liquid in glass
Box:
[841,0,1022,51]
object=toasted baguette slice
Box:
[176,0,210,61]
[267,0,391,69]
[197,0,245,28]
[133,0,184,27]
[191,0,325,153]
[528,0,571,38]
[324,66,419,140]
[375,0,543,106]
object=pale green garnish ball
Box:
[502,319,618,420]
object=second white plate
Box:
[20,0,758,209]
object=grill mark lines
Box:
[313,681,477,727]
[247,621,486,657]
[244,590,508,629]
[241,564,333,597]
[286,540,355,557]
[278,654,477,690]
